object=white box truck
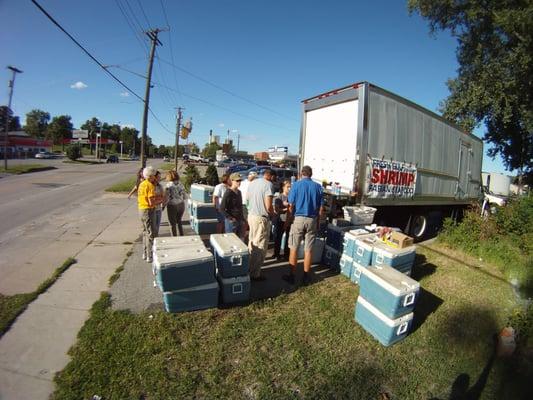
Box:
[299,82,483,240]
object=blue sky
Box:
[1,0,508,173]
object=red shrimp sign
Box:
[366,157,417,198]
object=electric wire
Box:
[114,0,148,54]
[30,0,145,103]
[135,0,152,30]
[159,0,184,104]
[158,57,297,121]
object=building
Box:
[0,131,52,159]
[268,146,288,161]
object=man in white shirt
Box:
[213,173,230,233]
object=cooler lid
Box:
[192,217,218,224]
[345,228,369,239]
[357,296,414,326]
[153,243,213,268]
[373,240,416,257]
[193,200,215,208]
[210,233,249,256]
[355,233,379,250]
[153,236,203,250]
[360,265,420,295]
[191,183,214,192]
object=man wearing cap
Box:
[283,165,324,286]
[220,173,245,237]
[246,169,275,281]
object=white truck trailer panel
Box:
[300,82,483,206]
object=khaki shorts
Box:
[288,216,317,252]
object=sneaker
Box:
[146,258,153,263]
[302,272,311,286]
[282,273,295,285]
[142,253,146,261]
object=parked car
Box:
[226,163,255,175]
[35,151,54,159]
[185,153,205,163]
[106,155,119,163]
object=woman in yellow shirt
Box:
[138,166,163,263]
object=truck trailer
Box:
[299,82,483,240]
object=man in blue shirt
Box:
[283,165,324,285]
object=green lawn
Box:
[51,244,530,400]
[105,177,137,193]
[0,164,55,174]
[0,258,76,336]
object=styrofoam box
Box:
[153,235,203,252]
[163,281,219,313]
[350,260,367,284]
[339,254,353,278]
[372,241,416,269]
[355,296,413,347]
[192,216,218,235]
[192,200,218,220]
[353,233,379,266]
[297,236,325,264]
[321,245,341,270]
[190,184,214,203]
[359,265,420,319]
[343,228,370,258]
[210,233,249,278]
[217,273,250,304]
[153,244,215,292]
[344,206,377,225]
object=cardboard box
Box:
[385,231,414,249]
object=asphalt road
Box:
[0,158,162,239]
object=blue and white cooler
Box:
[321,245,341,270]
[190,184,214,203]
[192,200,218,219]
[350,260,367,284]
[355,296,414,346]
[371,241,416,275]
[343,228,370,259]
[191,216,218,235]
[353,233,378,266]
[358,265,419,319]
[217,273,251,304]
[153,235,203,251]
[339,253,353,278]
[163,281,219,313]
[153,244,215,292]
[187,198,194,218]
[210,233,249,278]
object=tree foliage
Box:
[409,0,533,175]
[48,115,73,147]
[24,109,50,138]
[66,144,82,160]
[0,106,21,131]
[183,164,201,191]
[201,142,222,159]
[204,164,220,186]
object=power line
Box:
[114,0,148,54]
[158,57,297,121]
[159,0,183,104]
[31,0,145,103]
[135,0,151,28]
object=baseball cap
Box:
[248,171,258,178]
[230,172,242,181]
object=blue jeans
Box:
[225,218,243,237]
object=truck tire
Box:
[409,214,428,242]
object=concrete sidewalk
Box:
[0,193,140,400]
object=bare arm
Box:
[264,195,274,217]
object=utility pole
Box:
[237,133,240,153]
[140,28,165,168]
[174,107,183,171]
[3,65,23,170]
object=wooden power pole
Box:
[174,107,183,171]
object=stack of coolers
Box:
[210,233,251,304]
[152,236,219,313]
[340,231,375,283]
[322,224,358,270]
[355,265,419,346]
[189,184,218,235]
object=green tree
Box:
[24,109,50,138]
[204,164,220,186]
[0,106,21,131]
[80,117,102,155]
[201,142,222,159]
[47,115,73,150]
[189,142,200,154]
[66,144,82,160]
[409,0,533,177]
[183,164,201,191]
[121,126,139,156]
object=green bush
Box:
[204,164,219,186]
[66,144,82,161]
[183,165,201,192]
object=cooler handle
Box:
[340,258,346,268]
[232,283,243,294]
[375,254,384,265]
[354,266,361,278]
[397,322,408,335]
[403,293,416,307]
[356,247,364,257]
[231,255,242,266]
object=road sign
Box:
[72,129,89,139]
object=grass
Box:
[105,176,137,193]
[63,159,101,165]
[52,244,530,400]
[0,164,55,174]
[108,250,133,286]
[0,257,76,336]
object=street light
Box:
[3,65,23,169]
[119,140,123,158]
[96,133,101,161]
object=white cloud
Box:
[70,81,88,90]
[120,91,130,97]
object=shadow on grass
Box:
[411,287,444,334]
[411,253,438,281]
